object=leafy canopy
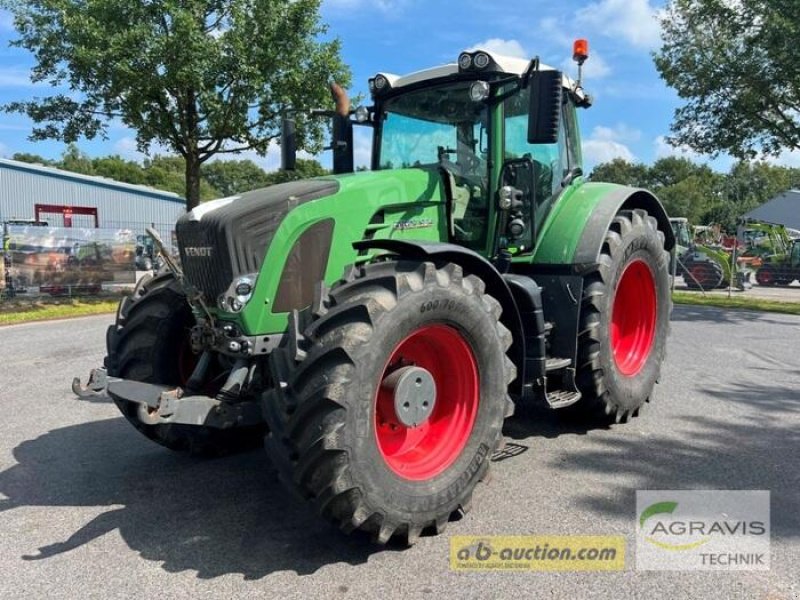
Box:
[590,157,800,231]
[654,0,800,159]
[3,0,350,209]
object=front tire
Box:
[105,272,265,456]
[265,261,516,544]
[755,265,778,287]
[574,209,671,422]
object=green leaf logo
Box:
[639,501,678,528]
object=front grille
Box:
[176,179,340,303]
[176,221,233,301]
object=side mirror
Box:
[527,70,563,145]
[332,114,354,175]
[281,117,297,171]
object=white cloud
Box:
[576,0,662,49]
[595,124,641,143]
[560,50,611,80]
[654,135,704,161]
[0,122,28,132]
[113,137,171,161]
[762,149,800,168]
[537,17,573,48]
[113,137,140,160]
[0,69,34,88]
[467,38,527,59]
[583,124,640,165]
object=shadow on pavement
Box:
[550,380,800,539]
[0,418,390,579]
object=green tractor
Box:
[670,217,749,290]
[670,217,729,289]
[75,46,674,544]
[756,238,800,286]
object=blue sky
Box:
[0,0,782,173]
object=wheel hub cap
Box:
[382,366,437,427]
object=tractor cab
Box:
[283,46,591,264]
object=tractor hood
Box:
[176,179,340,303]
[176,168,447,326]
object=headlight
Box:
[469,80,490,102]
[218,273,258,313]
[374,75,388,90]
[474,52,491,69]
[354,105,370,123]
[458,53,473,70]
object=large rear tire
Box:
[264,261,515,544]
[105,272,265,456]
[574,209,671,423]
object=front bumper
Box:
[73,368,263,429]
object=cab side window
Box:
[563,99,583,173]
[504,87,571,244]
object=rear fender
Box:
[533,183,675,268]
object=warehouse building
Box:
[0,158,185,247]
[743,189,800,233]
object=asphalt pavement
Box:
[0,307,798,599]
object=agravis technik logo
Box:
[636,491,770,571]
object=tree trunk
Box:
[185,153,201,212]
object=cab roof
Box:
[372,49,577,92]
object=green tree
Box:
[646,157,710,190]
[91,156,148,186]
[654,0,800,159]
[657,171,724,224]
[11,152,53,166]
[589,158,649,186]
[4,0,350,210]
[143,155,219,200]
[202,159,271,197]
[59,144,95,175]
[264,158,329,185]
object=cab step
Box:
[545,357,571,372]
[545,389,582,409]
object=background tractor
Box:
[756,238,800,286]
[75,43,674,544]
[670,217,737,290]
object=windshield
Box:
[378,81,490,249]
[378,81,488,173]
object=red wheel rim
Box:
[374,324,479,481]
[611,259,657,377]
[758,269,773,285]
[689,264,709,286]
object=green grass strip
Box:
[672,291,800,316]
[0,299,119,326]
